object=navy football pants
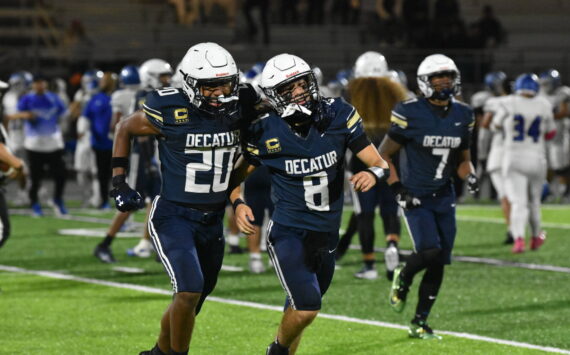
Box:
[266,221,338,311]
[149,196,225,314]
[402,190,456,264]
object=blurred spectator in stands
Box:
[61,20,92,63]
[357,0,381,44]
[83,72,117,209]
[14,75,68,217]
[168,0,200,25]
[243,0,270,45]
[377,0,404,45]
[306,0,326,25]
[331,0,359,25]
[402,0,430,47]
[434,0,459,22]
[202,0,238,27]
[280,0,299,24]
[473,5,506,48]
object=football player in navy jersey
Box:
[379,54,478,340]
[109,42,260,355]
[230,54,390,355]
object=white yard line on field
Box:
[1,265,569,354]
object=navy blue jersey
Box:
[244,98,367,232]
[143,87,245,209]
[388,97,474,196]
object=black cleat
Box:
[228,245,245,254]
[503,231,514,245]
[94,244,116,263]
[266,340,289,355]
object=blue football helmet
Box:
[539,69,561,94]
[8,71,33,92]
[119,65,140,85]
[244,62,265,82]
[514,73,539,96]
[484,71,507,95]
[81,69,104,93]
[335,69,353,88]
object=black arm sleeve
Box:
[348,133,372,154]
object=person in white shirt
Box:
[492,73,557,253]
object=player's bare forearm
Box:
[351,144,389,192]
[112,111,160,176]
[379,135,402,185]
[228,156,256,200]
[457,149,475,179]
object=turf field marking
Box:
[58,228,141,238]
[456,215,570,230]
[1,265,569,354]
[350,245,570,274]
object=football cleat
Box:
[503,231,514,245]
[94,244,116,263]
[354,265,378,280]
[409,319,442,340]
[127,239,154,258]
[31,203,44,217]
[512,238,525,254]
[530,231,546,250]
[53,199,68,216]
[228,245,245,254]
[266,340,289,355]
[389,265,408,313]
[249,256,266,274]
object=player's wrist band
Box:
[112,174,127,187]
[232,198,245,211]
[366,167,389,183]
[111,157,129,169]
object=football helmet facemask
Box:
[178,42,239,117]
[417,54,461,100]
[261,53,321,127]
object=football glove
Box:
[390,181,421,210]
[109,175,145,212]
[466,173,479,194]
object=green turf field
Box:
[0,205,569,354]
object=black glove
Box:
[390,181,421,210]
[467,173,479,194]
[109,175,145,212]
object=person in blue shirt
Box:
[230,53,390,355]
[109,43,261,355]
[14,75,67,216]
[83,72,117,210]
[379,54,479,340]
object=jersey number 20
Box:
[184,148,235,193]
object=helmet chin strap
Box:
[281,103,312,118]
[217,95,239,103]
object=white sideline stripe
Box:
[349,245,570,274]
[456,215,570,230]
[1,265,569,354]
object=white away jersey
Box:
[492,94,555,159]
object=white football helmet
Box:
[178,42,239,115]
[354,51,388,78]
[139,58,173,89]
[260,53,320,117]
[417,54,461,100]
